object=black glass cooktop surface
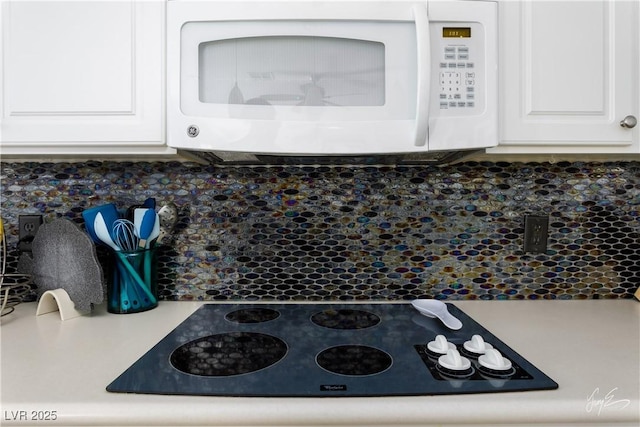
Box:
[107,303,558,397]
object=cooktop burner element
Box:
[170,332,287,377]
[316,345,393,376]
[310,308,381,330]
[107,303,558,397]
[225,307,280,323]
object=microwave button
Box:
[467,93,475,100]
[466,72,476,79]
[440,94,447,100]
[466,63,475,68]
[458,47,469,53]
[440,62,448,69]
[448,63,457,68]
[440,102,449,109]
[445,47,456,53]
[449,101,457,108]
[457,102,466,108]
[467,86,475,93]
[441,71,460,82]
[458,54,469,60]
[467,102,475,108]
[445,53,456,60]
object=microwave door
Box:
[176,18,421,155]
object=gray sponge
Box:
[28,218,104,311]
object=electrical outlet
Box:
[19,215,43,252]
[523,215,549,254]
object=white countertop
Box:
[1,300,638,426]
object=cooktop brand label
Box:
[320,385,348,392]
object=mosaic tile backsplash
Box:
[1,160,639,301]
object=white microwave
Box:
[167,0,498,162]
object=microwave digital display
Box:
[442,27,471,38]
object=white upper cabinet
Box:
[490,0,639,154]
[0,0,172,157]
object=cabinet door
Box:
[0,0,172,157]
[491,0,639,154]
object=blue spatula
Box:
[82,203,119,244]
[134,208,156,250]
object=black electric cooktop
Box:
[107,303,558,397]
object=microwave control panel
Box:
[431,22,485,115]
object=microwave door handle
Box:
[413,4,430,147]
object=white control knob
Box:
[478,349,513,371]
[427,335,455,355]
[438,349,471,371]
[463,334,494,355]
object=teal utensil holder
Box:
[108,248,158,314]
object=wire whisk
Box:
[112,219,138,252]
